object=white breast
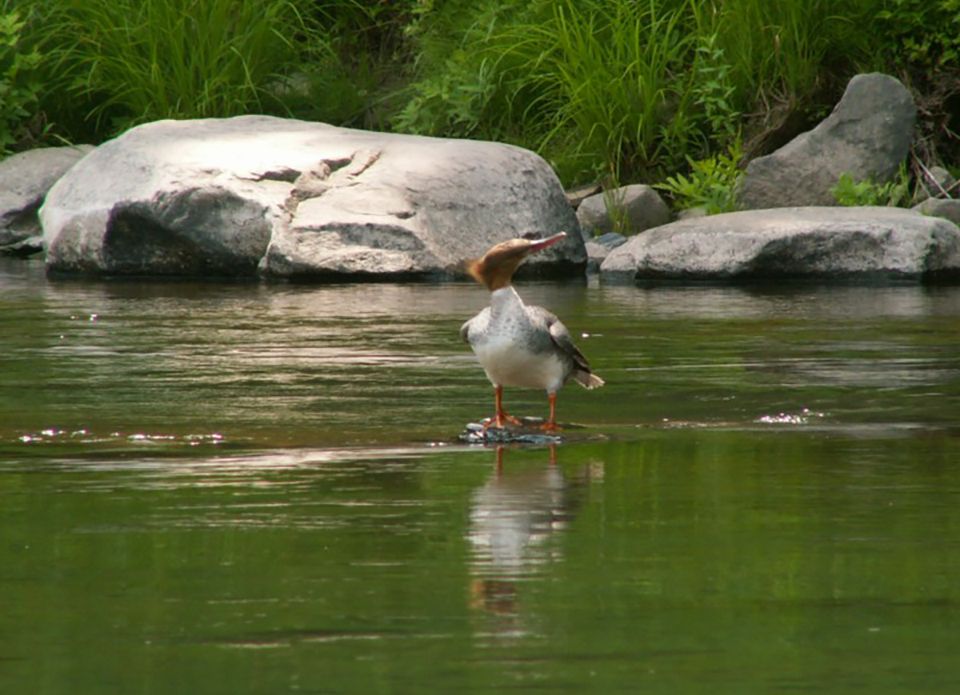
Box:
[465,287,570,393]
[473,334,566,392]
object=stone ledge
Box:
[600,207,960,284]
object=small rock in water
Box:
[593,232,628,249]
[459,419,564,445]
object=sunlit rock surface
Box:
[738,73,916,209]
[41,116,584,278]
[600,207,960,283]
[0,145,92,255]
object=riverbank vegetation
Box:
[3,0,959,192]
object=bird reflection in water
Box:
[466,445,596,636]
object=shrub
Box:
[392,51,496,137]
[872,0,960,166]
[282,1,419,129]
[875,0,960,70]
[830,168,912,207]
[655,140,744,215]
[0,9,42,153]
[689,32,740,147]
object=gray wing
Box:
[528,306,592,373]
[529,306,604,388]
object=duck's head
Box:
[466,232,567,291]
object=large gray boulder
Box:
[576,184,671,238]
[41,116,584,278]
[738,74,916,209]
[600,207,960,283]
[0,145,92,255]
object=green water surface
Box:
[2,258,959,694]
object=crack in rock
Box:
[251,167,302,183]
[283,150,384,215]
[336,149,381,178]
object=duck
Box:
[460,232,604,431]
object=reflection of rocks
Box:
[600,283,960,321]
[467,447,592,624]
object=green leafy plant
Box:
[655,141,744,215]
[830,167,912,207]
[0,10,42,153]
[392,52,495,136]
[876,0,960,70]
[690,32,739,146]
[702,0,875,107]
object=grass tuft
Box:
[39,0,327,135]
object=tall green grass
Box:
[38,0,328,135]
[698,0,877,106]
[6,0,910,179]
[498,1,699,182]
[398,0,881,184]
[396,0,702,182]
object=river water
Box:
[2,257,959,693]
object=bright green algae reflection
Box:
[2,258,960,694]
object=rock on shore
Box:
[41,116,584,278]
[575,184,671,237]
[738,73,916,209]
[0,145,92,256]
[600,207,960,283]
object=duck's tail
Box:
[574,371,605,389]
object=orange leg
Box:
[486,385,522,429]
[542,392,562,432]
